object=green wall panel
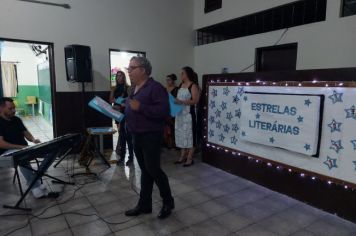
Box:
[37,65,52,104]
[14,85,39,115]
[41,100,52,124]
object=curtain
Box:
[1,62,18,97]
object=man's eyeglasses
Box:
[125,65,143,72]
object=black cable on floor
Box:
[1,164,142,236]
[1,176,96,235]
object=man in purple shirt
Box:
[124,56,174,219]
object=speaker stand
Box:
[81,81,86,133]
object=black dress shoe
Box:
[125,205,152,216]
[157,204,174,219]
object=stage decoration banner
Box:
[89,96,124,122]
[205,85,356,184]
[206,85,356,185]
[240,92,322,156]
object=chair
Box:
[13,99,25,116]
[25,96,37,116]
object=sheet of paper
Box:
[88,96,125,122]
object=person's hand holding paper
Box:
[128,98,140,111]
[115,96,126,105]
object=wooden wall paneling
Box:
[54,91,113,149]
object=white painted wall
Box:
[1,41,40,86]
[3,0,353,90]
[194,0,356,78]
[0,0,193,92]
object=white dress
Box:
[175,87,193,148]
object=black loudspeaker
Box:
[65,45,93,82]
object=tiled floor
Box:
[1,118,356,235]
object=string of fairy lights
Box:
[206,78,354,87]
[202,79,356,191]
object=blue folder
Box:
[115,96,126,104]
[88,96,124,122]
[169,93,183,117]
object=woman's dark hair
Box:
[166,74,177,81]
[115,71,128,86]
[182,66,199,87]
[182,66,196,83]
[192,72,199,87]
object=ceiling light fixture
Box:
[18,0,70,9]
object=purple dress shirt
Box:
[125,78,169,133]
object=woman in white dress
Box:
[174,67,200,167]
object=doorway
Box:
[255,43,298,72]
[109,49,145,153]
[0,39,55,142]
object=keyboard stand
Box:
[2,136,80,211]
[53,147,74,168]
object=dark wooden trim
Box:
[54,91,113,149]
[47,44,57,137]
